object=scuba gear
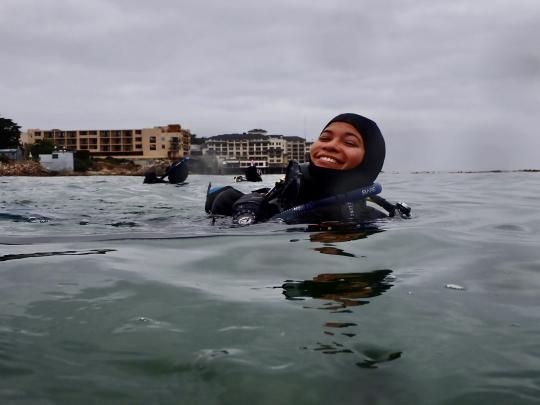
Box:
[265,160,399,223]
[143,172,167,184]
[205,184,244,216]
[167,157,189,184]
[368,195,411,218]
[231,193,273,225]
[204,158,410,225]
[143,157,189,184]
[262,160,304,212]
[395,202,411,218]
[273,182,382,223]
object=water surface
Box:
[1,173,539,404]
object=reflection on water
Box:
[282,270,401,368]
[288,222,384,242]
[283,270,393,309]
[304,223,384,257]
[308,227,382,243]
[313,247,356,257]
[0,249,116,262]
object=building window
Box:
[52,154,58,159]
[150,136,156,143]
[162,144,165,149]
[150,145,156,150]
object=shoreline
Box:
[0,160,145,176]
[1,160,539,177]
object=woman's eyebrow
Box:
[321,129,362,140]
[343,132,363,139]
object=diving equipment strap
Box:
[273,182,382,222]
[368,195,411,218]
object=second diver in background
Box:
[144,157,190,184]
[244,163,263,182]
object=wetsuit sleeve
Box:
[205,186,245,215]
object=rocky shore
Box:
[0,160,146,176]
[0,161,50,176]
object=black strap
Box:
[369,195,397,217]
[369,195,411,218]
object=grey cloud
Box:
[1,0,539,170]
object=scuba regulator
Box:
[232,193,268,225]
[232,160,304,225]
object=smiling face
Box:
[310,122,366,170]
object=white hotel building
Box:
[204,129,310,172]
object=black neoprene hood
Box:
[323,113,386,183]
[306,113,386,195]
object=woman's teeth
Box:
[319,156,337,163]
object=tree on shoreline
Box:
[30,139,55,158]
[0,116,21,148]
[74,150,93,172]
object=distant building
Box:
[0,148,23,161]
[21,124,191,161]
[40,151,74,172]
[284,136,309,163]
[204,129,309,173]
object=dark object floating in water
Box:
[0,213,50,223]
[244,164,262,182]
[0,249,116,262]
[144,158,189,184]
[324,322,358,328]
[109,221,138,227]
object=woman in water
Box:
[206,113,407,224]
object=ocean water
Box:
[1,172,539,404]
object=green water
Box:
[1,173,539,404]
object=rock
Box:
[0,161,49,176]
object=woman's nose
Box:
[321,139,339,150]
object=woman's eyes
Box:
[318,134,360,147]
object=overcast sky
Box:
[1,0,539,171]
